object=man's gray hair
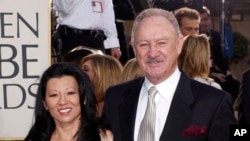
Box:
[131,8,181,41]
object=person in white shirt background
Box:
[52,0,121,60]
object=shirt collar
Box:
[144,68,181,101]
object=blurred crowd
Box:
[24,0,249,141]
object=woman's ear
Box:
[43,101,48,110]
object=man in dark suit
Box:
[200,6,240,101]
[102,8,236,141]
[235,68,250,124]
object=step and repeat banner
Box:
[0,0,51,140]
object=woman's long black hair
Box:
[24,63,100,141]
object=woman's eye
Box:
[82,68,87,72]
[48,93,57,97]
[67,91,76,95]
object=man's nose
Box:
[148,44,159,56]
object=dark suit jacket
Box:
[236,68,250,124]
[102,72,236,141]
[208,30,230,74]
[113,0,135,20]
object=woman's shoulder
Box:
[99,129,113,141]
[210,81,222,90]
[193,76,222,90]
[205,77,222,90]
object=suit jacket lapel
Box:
[119,77,145,141]
[160,73,195,141]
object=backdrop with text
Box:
[0,0,50,139]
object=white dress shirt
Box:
[134,68,181,141]
[53,0,119,49]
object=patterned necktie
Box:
[138,86,158,141]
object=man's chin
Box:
[147,72,163,80]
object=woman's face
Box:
[43,76,81,126]
[81,60,95,82]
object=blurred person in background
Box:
[178,34,222,90]
[174,7,200,36]
[112,0,136,65]
[80,54,123,117]
[121,58,144,82]
[200,6,240,101]
[52,0,121,61]
[234,68,250,124]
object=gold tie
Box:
[138,86,157,141]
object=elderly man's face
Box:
[132,16,183,84]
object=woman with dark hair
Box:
[24,63,112,141]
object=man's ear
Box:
[131,40,136,56]
[133,46,136,56]
[176,35,184,55]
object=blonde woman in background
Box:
[80,54,123,117]
[121,58,144,82]
[178,34,222,89]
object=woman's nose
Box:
[58,94,67,105]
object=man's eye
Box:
[139,43,148,48]
[158,42,166,46]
